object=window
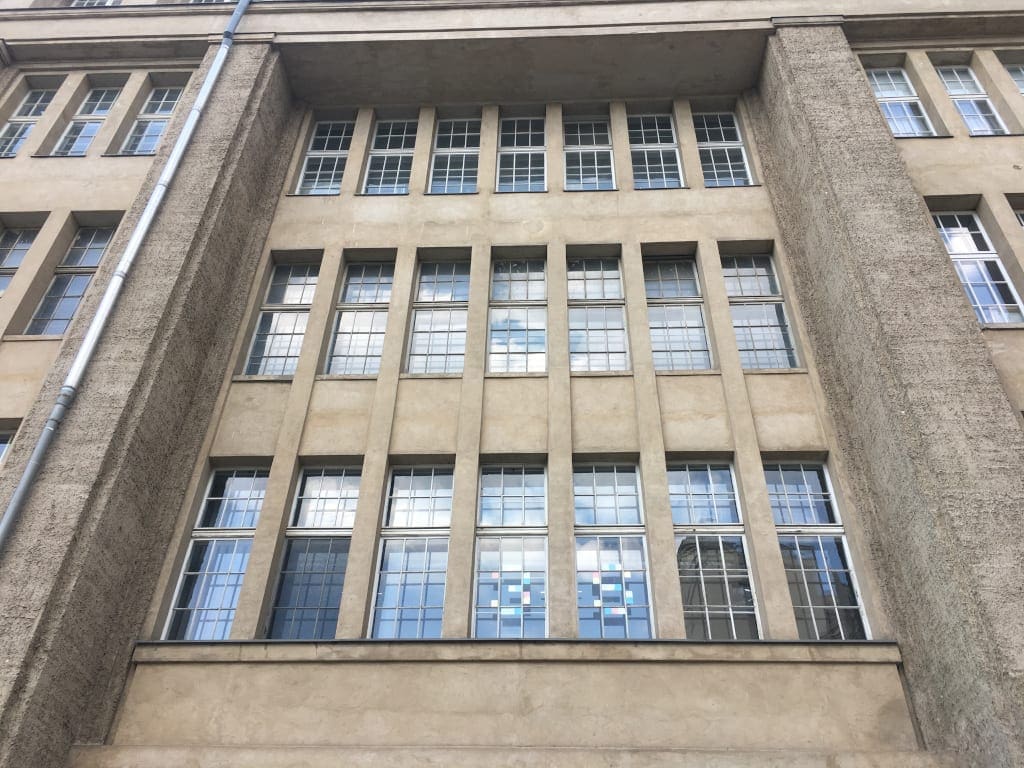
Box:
[429,118,480,194]
[865,68,935,138]
[363,119,417,195]
[371,467,453,639]
[0,432,11,462]
[933,213,1023,323]
[627,114,683,189]
[70,0,121,5]
[475,466,547,638]
[644,257,712,370]
[166,469,267,641]
[488,258,546,373]
[245,262,319,375]
[669,464,758,640]
[267,467,360,640]
[296,121,353,195]
[721,254,798,369]
[563,117,614,191]
[26,227,113,335]
[0,228,38,297]
[936,66,1008,136]
[1016,209,1024,228]
[53,87,120,157]
[327,262,393,375]
[567,256,629,372]
[766,463,867,641]
[1006,64,1024,94]
[573,465,651,639]
[497,115,545,193]
[122,86,182,155]
[0,88,56,158]
[693,112,752,187]
[407,260,469,374]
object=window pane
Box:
[567,258,622,300]
[575,535,651,639]
[417,261,471,302]
[568,306,629,372]
[573,465,641,526]
[488,307,547,373]
[372,537,448,639]
[328,309,388,374]
[268,537,349,640]
[479,466,546,527]
[475,536,547,638]
[342,263,394,304]
[648,304,711,371]
[167,538,251,641]
[668,464,739,524]
[407,308,467,373]
[293,468,361,528]
[779,535,865,641]
[387,467,454,527]
[266,263,319,305]
[764,463,835,525]
[491,258,546,301]
[677,534,757,640]
[364,155,413,195]
[0,228,38,269]
[26,273,93,335]
[245,310,308,375]
[199,469,268,528]
[729,303,797,369]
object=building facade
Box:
[0,1,1022,766]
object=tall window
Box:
[166,469,267,641]
[693,112,752,187]
[766,463,867,641]
[865,68,935,138]
[573,465,651,639]
[496,115,545,193]
[936,66,1008,136]
[627,113,682,189]
[26,227,113,335]
[721,254,797,369]
[0,228,37,297]
[488,257,546,373]
[475,466,547,638]
[53,87,120,156]
[933,213,1023,323]
[669,464,758,640]
[296,121,353,195]
[0,88,56,158]
[567,256,629,372]
[245,262,319,375]
[371,467,452,639]
[429,118,480,194]
[121,86,182,155]
[644,257,711,370]
[563,116,615,191]
[267,467,360,640]
[1005,64,1024,94]
[363,119,417,195]
[327,262,393,375]
[407,260,469,374]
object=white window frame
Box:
[566,256,630,372]
[0,432,12,463]
[692,111,753,187]
[721,254,799,370]
[865,67,936,138]
[936,65,1009,136]
[121,86,183,156]
[487,257,547,374]
[0,88,57,158]
[244,262,319,376]
[0,227,39,297]
[26,227,114,336]
[563,116,616,191]
[327,261,393,376]
[496,115,547,193]
[52,87,121,157]
[362,118,417,195]
[428,117,481,195]
[295,120,354,195]
[1005,64,1024,95]
[644,256,712,371]
[627,112,684,189]
[406,260,470,374]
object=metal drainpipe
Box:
[0,0,253,553]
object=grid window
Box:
[491,258,545,301]
[567,255,628,373]
[297,121,353,195]
[371,537,448,639]
[722,255,797,369]
[668,464,739,525]
[429,118,481,194]
[865,68,935,138]
[479,466,546,527]
[488,258,547,373]
[122,87,182,155]
[1006,64,1024,94]
[0,88,56,157]
[645,258,712,371]
[166,468,267,641]
[767,462,867,641]
[386,467,454,527]
[407,261,470,374]
[1016,210,1024,228]
[26,227,114,335]
[564,118,614,191]
[693,113,752,187]
[497,116,546,192]
[933,213,1024,323]
[0,433,11,461]
[575,535,651,639]
[343,262,394,303]
[573,465,641,526]
[268,538,348,640]
[53,88,120,156]
[475,536,547,638]
[327,262,393,375]
[676,534,757,640]
[293,468,361,529]
[628,114,682,189]
[363,120,417,194]
[567,258,622,300]
[936,66,1008,136]
[246,263,319,375]
[0,228,37,297]
[71,0,121,6]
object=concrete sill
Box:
[894,135,954,140]
[101,152,154,158]
[425,191,479,197]
[231,375,293,383]
[484,372,548,379]
[314,374,378,381]
[30,153,88,159]
[1,333,62,342]
[654,369,721,377]
[570,370,633,377]
[132,639,903,666]
[494,189,548,195]
[355,192,410,197]
[980,322,1024,331]
[744,368,809,375]
[399,373,462,379]
[563,187,619,193]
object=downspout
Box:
[0,0,253,553]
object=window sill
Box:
[702,182,763,189]
[893,134,954,140]
[563,187,619,193]
[570,370,633,377]
[980,322,1024,331]
[425,191,479,196]
[494,189,549,195]
[315,374,378,381]
[399,372,463,379]
[484,372,548,378]
[743,367,809,375]
[30,153,88,159]
[101,152,155,158]
[1,334,63,342]
[654,369,721,376]
[230,374,294,383]
[284,191,341,198]
[355,191,411,197]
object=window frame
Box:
[405,259,471,375]
[0,87,57,158]
[936,65,1009,136]
[362,118,418,195]
[692,111,753,187]
[496,115,547,193]
[643,256,713,371]
[721,253,799,370]
[626,112,684,190]
[326,260,393,376]
[121,85,183,156]
[566,255,630,373]
[487,257,547,374]
[295,120,355,196]
[428,116,482,195]
[864,67,937,138]
[0,227,39,297]
[244,261,320,376]
[562,115,616,192]
[52,87,121,157]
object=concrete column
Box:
[340,107,373,196]
[94,70,149,157]
[0,42,297,768]
[0,209,71,335]
[619,239,686,638]
[972,49,1024,133]
[905,50,966,138]
[748,22,1024,767]
[609,101,632,191]
[409,105,435,196]
[545,103,564,193]
[672,98,704,190]
[22,72,86,157]
[335,244,418,638]
[477,105,499,198]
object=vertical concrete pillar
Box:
[748,21,1024,767]
[672,99,704,190]
[340,107,373,196]
[0,42,296,768]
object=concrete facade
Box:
[0,2,1020,767]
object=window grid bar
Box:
[0,88,56,157]
[496,116,547,193]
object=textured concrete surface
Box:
[0,42,297,768]
[748,22,1024,768]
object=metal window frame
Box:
[428,116,482,195]
[244,261,319,377]
[369,529,450,639]
[562,115,616,191]
[693,111,753,186]
[487,257,548,374]
[121,86,184,156]
[644,256,713,371]
[326,260,394,376]
[53,87,121,157]
[362,118,418,195]
[936,65,1009,136]
[0,88,56,158]
[865,67,936,138]
[626,112,684,189]
[295,119,355,195]
[721,253,799,370]
[405,259,471,374]
[495,115,547,193]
